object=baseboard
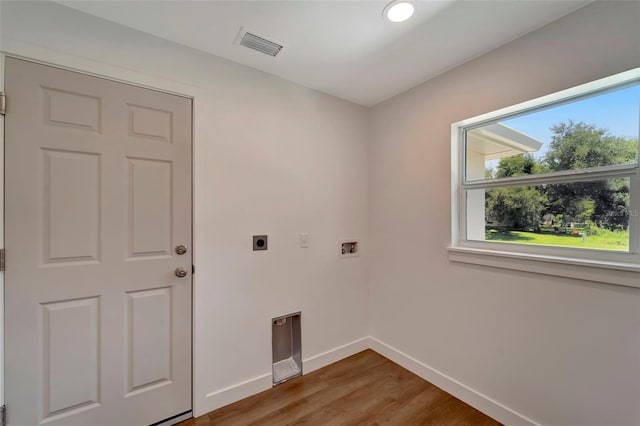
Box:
[367,337,538,426]
[199,336,533,426]
[201,371,272,417]
[199,337,370,416]
[303,337,369,374]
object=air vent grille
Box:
[239,31,284,57]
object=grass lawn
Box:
[485,228,629,251]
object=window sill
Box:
[447,246,640,289]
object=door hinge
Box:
[0,91,5,115]
[192,265,195,275]
[0,249,5,272]
[1,404,6,426]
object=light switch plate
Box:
[300,233,309,248]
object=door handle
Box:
[175,267,188,278]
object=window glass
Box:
[466,178,631,252]
[465,84,640,182]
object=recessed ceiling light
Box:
[383,0,415,23]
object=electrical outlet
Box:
[253,235,268,251]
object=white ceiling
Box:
[57,0,591,106]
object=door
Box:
[4,57,192,426]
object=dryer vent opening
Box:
[272,312,302,385]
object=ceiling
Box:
[57,0,591,106]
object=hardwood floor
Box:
[179,350,501,426]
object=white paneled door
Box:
[4,58,192,426]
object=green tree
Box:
[495,153,545,178]
[485,154,548,231]
[544,121,636,171]
[543,121,636,229]
[485,121,637,233]
[486,186,547,231]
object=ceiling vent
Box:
[236,28,286,57]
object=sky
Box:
[500,83,640,161]
[477,83,640,173]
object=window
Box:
[450,69,640,288]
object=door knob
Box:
[175,267,188,278]
[175,245,187,255]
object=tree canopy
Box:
[545,121,636,171]
[494,154,545,178]
[485,121,638,231]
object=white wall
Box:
[368,2,640,426]
[0,0,5,407]
[0,1,370,416]
[4,1,640,425]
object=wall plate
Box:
[339,239,359,258]
[253,235,268,251]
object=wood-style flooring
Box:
[179,349,500,426]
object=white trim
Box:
[464,163,637,190]
[630,175,640,253]
[451,125,462,246]
[198,336,536,426]
[448,246,640,289]
[0,48,5,408]
[1,41,197,99]
[2,52,193,100]
[367,337,539,426]
[468,123,543,160]
[451,68,640,283]
[202,372,272,416]
[303,337,369,374]
[199,337,369,416]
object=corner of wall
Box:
[366,337,538,426]
[194,337,370,417]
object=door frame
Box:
[0,51,197,420]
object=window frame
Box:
[449,68,640,288]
